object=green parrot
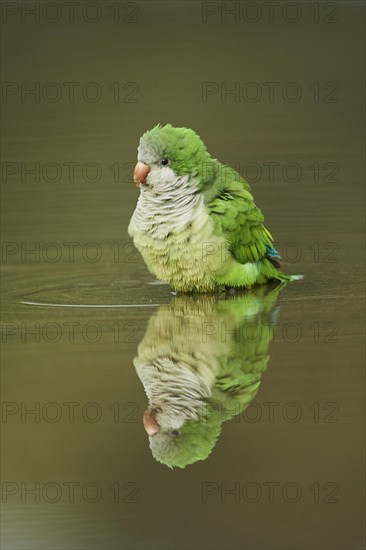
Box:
[128,123,293,292]
[133,283,282,468]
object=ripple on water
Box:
[16,278,171,309]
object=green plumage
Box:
[128,124,293,291]
[134,284,283,468]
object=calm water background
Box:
[1,1,365,549]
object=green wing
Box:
[211,288,280,420]
[208,165,273,264]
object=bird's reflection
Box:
[133,284,284,468]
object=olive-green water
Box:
[1,2,365,549]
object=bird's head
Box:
[143,404,222,469]
[133,123,218,193]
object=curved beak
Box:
[143,409,160,436]
[133,161,150,187]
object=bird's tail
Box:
[264,245,302,283]
[259,257,302,284]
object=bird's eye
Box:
[160,158,169,166]
[171,430,180,438]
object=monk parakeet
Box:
[133,283,282,468]
[128,124,292,292]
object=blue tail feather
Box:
[265,245,281,260]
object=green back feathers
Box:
[208,169,274,264]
